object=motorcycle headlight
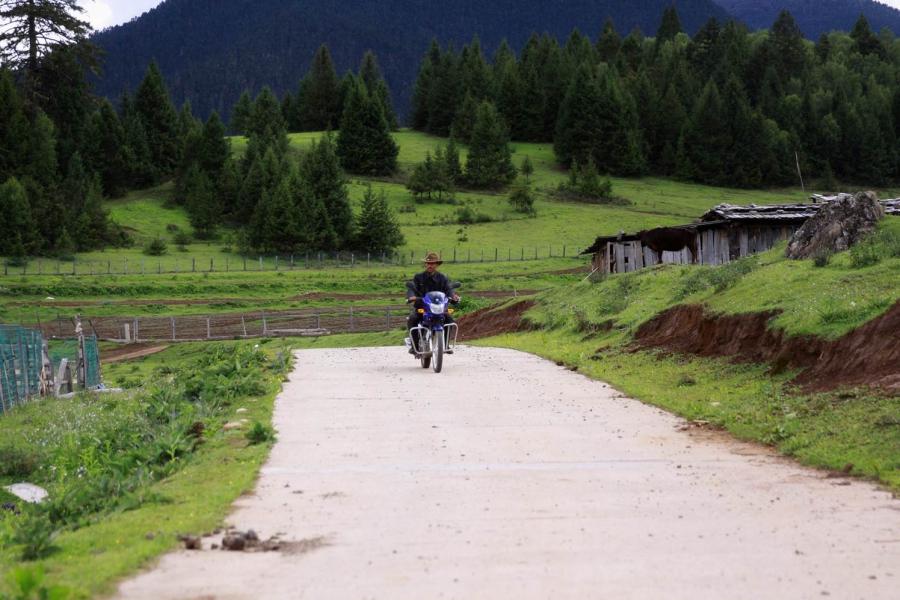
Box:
[429,303,445,314]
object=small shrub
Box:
[0,442,41,478]
[456,206,493,224]
[508,184,536,215]
[849,228,900,268]
[143,238,168,256]
[12,512,58,561]
[246,421,275,445]
[166,224,180,233]
[2,565,71,600]
[812,249,832,268]
[173,231,192,247]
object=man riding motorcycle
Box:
[406,252,460,353]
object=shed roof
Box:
[581,196,900,255]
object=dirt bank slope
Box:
[635,300,900,394]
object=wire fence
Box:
[42,305,413,343]
[0,324,101,414]
[1,245,579,277]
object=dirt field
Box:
[115,347,899,600]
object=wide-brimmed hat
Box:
[422,252,443,265]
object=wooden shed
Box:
[583,197,900,274]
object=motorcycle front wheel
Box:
[431,329,443,373]
[420,332,431,369]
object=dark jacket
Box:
[407,271,454,301]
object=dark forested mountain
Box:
[91,0,731,123]
[714,0,900,38]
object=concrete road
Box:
[116,347,900,600]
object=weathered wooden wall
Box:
[597,224,798,274]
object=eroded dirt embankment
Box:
[634,300,900,394]
[456,301,535,341]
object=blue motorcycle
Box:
[406,287,460,373]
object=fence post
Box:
[107,260,111,274]
[241,315,247,337]
[275,256,279,271]
[210,258,214,272]
[468,248,471,263]
[521,248,524,261]
[225,258,229,272]
[367,252,370,267]
[316,311,321,330]
[192,258,196,272]
[563,245,567,258]
[259,256,263,270]
[141,260,144,275]
[133,318,139,343]
[386,309,391,329]
[290,254,294,270]
[171,317,176,341]
[206,317,211,339]
[158,261,161,274]
[349,306,354,332]
[351,253,355,267]
[124,258,128,274]
[243,257,247,271]
[495,248,498,262]
[72,259,76,275]
[262,314,268,336]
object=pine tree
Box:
[354,184,404,253]
[218,157,241,221]
[294,173,336,251]
[247,87,288,159]
[230,90,253,135]
[851,15,886,59]
[120,93,157,187]
[184,164,220,239]
[0,177,37,256]
[520,155,534,183]
[300,134,352,248]
[336,78,398,176]
[359,51,397,130]
[496,60,526,140]
[198,112,230,176]
[450,92,479,143]
[411,39,441,130]
[427,46,462,136]
[768,10,807,84]
[597,18,622,64]
[250,178,301,253]
[23,111,59,188]
[0,0,91,102]
[465,101,516,188]
[135,62,180,178]
[0,69,30,181]
[300,44,342,130]
[459,36,493,100]
[677,81,729,184]
[237,147,287,225]
[656,6,683,45]
[74,177,109,250]
[85,99,130,197]
[445,138,463,183]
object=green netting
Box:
[0,326,103,415]
[0,325,43,413]
[83,336,101,388]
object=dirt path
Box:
[115,347,899,600]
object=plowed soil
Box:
[634,301,900,394]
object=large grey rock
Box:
[786,191,885,259]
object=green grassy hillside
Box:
[71,130,819,264]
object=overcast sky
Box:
[80,0,164,31]
[79,0,900,31]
